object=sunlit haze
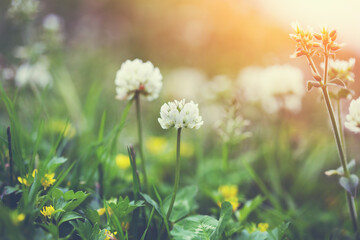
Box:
[253,0,360,53]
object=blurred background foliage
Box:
[1,0,360,239]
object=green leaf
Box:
[268,222,290,240]
[58,211,83,226]
[84,209,100,225]
[238,230,267,240]
[64,191,89,212]
[71,219,106,240]
[236,196,264,222]
[64,190,75,201]
[210,201,232,240]
[171,215,218,240]
[162,186,198,222]
[140,193,163,217]
[52,188,63,200]
[140,207,155,240]
[325,159,356,176]
[47,156,68,173]
[339,174,359,197]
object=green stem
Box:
[135,91,149,193]
[222,142,228,170]
[337,99,346,158]
[321,54,358,232]
[7,127,13,186]
[166,128,182,221]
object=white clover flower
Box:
[15,58,52,88]
[158,99,203,130]
[322,58,356,82]
[115,59,162,101]
[237,65,305,113]
[43,14,61,32]
[345,97,360,133]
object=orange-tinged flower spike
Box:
[329,30,336,38]
[313,33,322,40]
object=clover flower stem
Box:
[222,142,229,170]
[321,54,358,231]
[135,91,149,193]
[7,127,14,186]
[166,128,182,221]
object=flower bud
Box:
[313,74,322,82]
[313,33,322,40]
[329,30,336,38]
[330,44,341,51]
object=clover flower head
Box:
[15,58,52,88]
[115,59,162,101]
[345,97,360,133]
[158,99,203,130]
[40,205,55,219]
[323,58,356,82]
[237,65,305,113]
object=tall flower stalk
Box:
[134,91,148,191]
[290,23,358,231]
[158,99,203,220]
[115,59,163,193]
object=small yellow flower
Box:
[97,208,106,216]
[41,173,56,190]
[17,213,25,222]
[180,141,194,157]
[104,229,117,240]
[18,177,30,186]
[121,222,130,231]
[32,169,38,177]
[146,137,167,155]
[116,154,130,170]
[40,205,55,219]
[218,185,238,199]
[48,119,76,139]
[258,222,269,232]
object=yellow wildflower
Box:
[146,137,167,155]
[104,229,117,240]
[97,208,106,216]
[41,173,56,190]
[48,119,76,139]
[258,222,269,232]
[18,177,30,186]
[32,169,37,177]
[121,222,130,231]
[218,185,238,199]
[17,213,25,222]
[40,205,55,219]
[116,154,130,170]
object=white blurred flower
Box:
[43,14,61,32]
[321,58,356,82]
[205,75,233,101]
[15,58,52,88]
[7,0,39,19]
[115,59,162,101]
[345,97,360,133]
[163,68,207,102]
[158,99,203,130]
[237,65,305,113]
